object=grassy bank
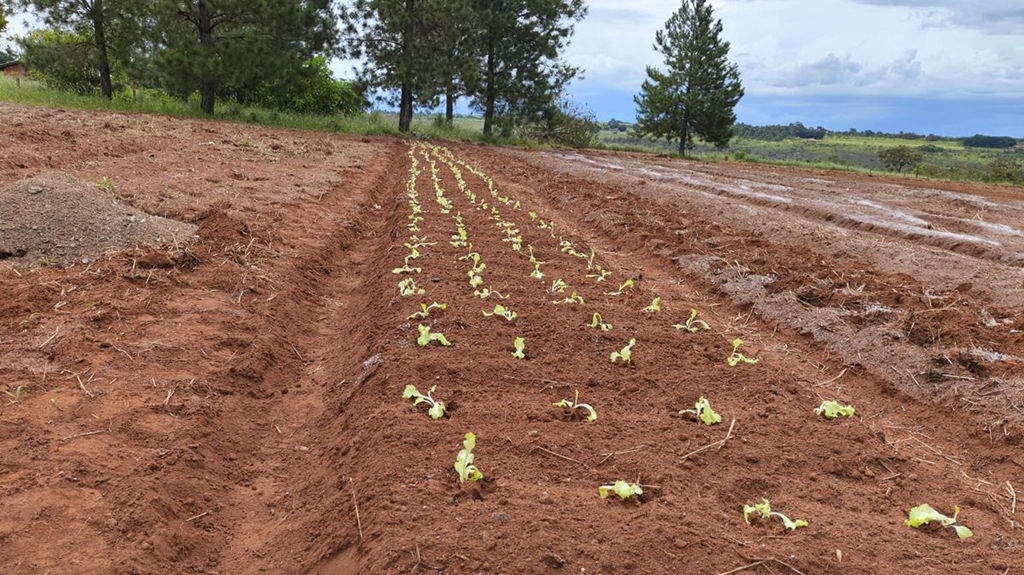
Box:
[0,77,486,141]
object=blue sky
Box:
[562,0,1024,136]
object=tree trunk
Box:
[397,0,415,132]
[198,0,216,114]
[483,37,496,136]
[399,83,413,132]
[445,83,454,126]
[91,0,113,100]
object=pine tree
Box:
[15,0,142,99]
[151,0,338,115]
[342,0,454,130]
[634,0,743,155]
[470,0,586,136]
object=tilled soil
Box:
[0,103,1021,575]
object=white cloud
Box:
[568,0,1024,100]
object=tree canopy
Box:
[151,0,339,115]
[16,0,142,98]
[471,0,586,136]
[634,0,743,155]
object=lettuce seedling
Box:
[512,337,526,359]
[727,338,759,366]
[673,309,711,332]
[392,263,422,275]
[398,278,425,296]
[605,279,635,296]
[454,432,484,483]
[469,274,484,288]
[905,504,973,540]
[417,324,452,347]
[743,499,808,531]
[589,312,613,332]
[550,279,569,294]
[408,302,447,320]
[530,266,544,280]
[586,267,612,281]
[402,384,446,419]
[405,237,435,249]
[598,480,642,500]
[552,291,584,305]
[642,297,662,313]
[814,400,855,420]
[680,396,722,426]
[610,338,636,364]
[483,304,517,321]
[553,389,597,422]
[474,286,508,299]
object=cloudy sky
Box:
[567,0,1024,136]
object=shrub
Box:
[987,158,1023,183]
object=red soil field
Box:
[1,103,1022,575]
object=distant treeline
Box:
[734,122,827,141]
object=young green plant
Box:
[642,297,662,313]
[727,338,759,366]
[814,400,855,420]
[408,302,447,320]
[553,389,597,422]
[589,312,613,332]
[598,480,643,500]
[610,338,636,364]
[511,336,526,360]
[673,309,711,332]
[482,304,516,322]
[905,504,973,540]
[402,384,446,419]
[743,499,808,531]
[417,324,452,347]
[454,432,484,483]
[679,396,722,426]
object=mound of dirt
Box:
[0,172,197,266]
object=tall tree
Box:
[152,0,338,115]
[634,0,743,155]
[471,0,586,136]
[342,0,459,132]
[15,0,139,98]
[419,0,478,125]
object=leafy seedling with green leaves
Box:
[392,263,422,275]
[408,302,447,320]
[598,480,643,500]
[398,278,425,296]
[589,312,613,332]
[553,389,597,422]
[905,504,973,540]
[402,385,447,419]
[727,338,759,366]
[417,324,452,347]
[482,304,516,321]
[605,279,634,296]
[610,338,636,364]
[454,432,484,483]
[642,297,662,313]
[474,286,508,299]
[743,499,808,531]
[552,291,584,305]
[815,400,855,420]
[673,309,711,332]
[550,279,569,293]
[511,337,526,359]
[679,396,722,426]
